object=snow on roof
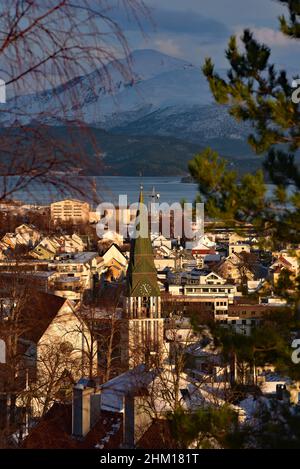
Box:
[55,276,81,282]
[23,271,56,278]
[53,252,99,263]
[259,372,292,395]
[238,396,259,423]
[100,364,157,394]
[261,372,291,383]
[191,235,216,249]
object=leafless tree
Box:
[128,322,230,417]
[22,341,83,418]
[0,267,97,445]
[70,284,124,383]
[0,0,149,202]
[0,270,36,443]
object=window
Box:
[180,389,190,400]
[59,341,73,355]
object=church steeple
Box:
[126,185,160,298]
[121,186,165,369]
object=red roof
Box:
[20,291,67,343]
[278,255,292,267]
[23,403,123,449]
[23,403,178,449]
[137,419,178,449]
[192,249,216,255]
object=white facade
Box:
[168,271,237,304]
[152,234,172,250]
[229,243,251,255]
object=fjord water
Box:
[0,176,199,206]
[1,176,294,208]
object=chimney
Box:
[122,393,152,448]
[123,394,135,448]
[72,379,100,438]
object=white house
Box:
[17,292,96,416]
[151,234,172,250]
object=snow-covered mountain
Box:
[112,104,252,144]
[0,49,252,150]
[1,50,204,125]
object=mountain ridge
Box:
[1,49,259,174]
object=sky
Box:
[1,0,298,98]
[115,0,299,71]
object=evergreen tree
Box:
[188,1,300,424]
[279,0,300,37]
[168,405,245,449]
[189,1,300,249]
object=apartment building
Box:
[50,199,90,224]
[0,252,104,301]
[165,269,237,320]
[168,270,236,301]
[50,252,103,292]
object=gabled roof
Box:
[15,223,39,232]
[103,243,127,261]
[22,402,178,449]
[274,255,294,268]
[101,364,157,395]
[22,404,122,449]
[18,291,67,344]
[137,419,178,449]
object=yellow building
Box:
[50,199,90,224]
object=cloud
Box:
[147,0,286,27]
[251,27,298,46]
[150,8,229,39]
[109,5,229,41]
[235,26,296,47]
[153,38,182,57]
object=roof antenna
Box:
[139,171,143,192]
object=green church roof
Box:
[126,187,160,297]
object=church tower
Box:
[121,187,165,369]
